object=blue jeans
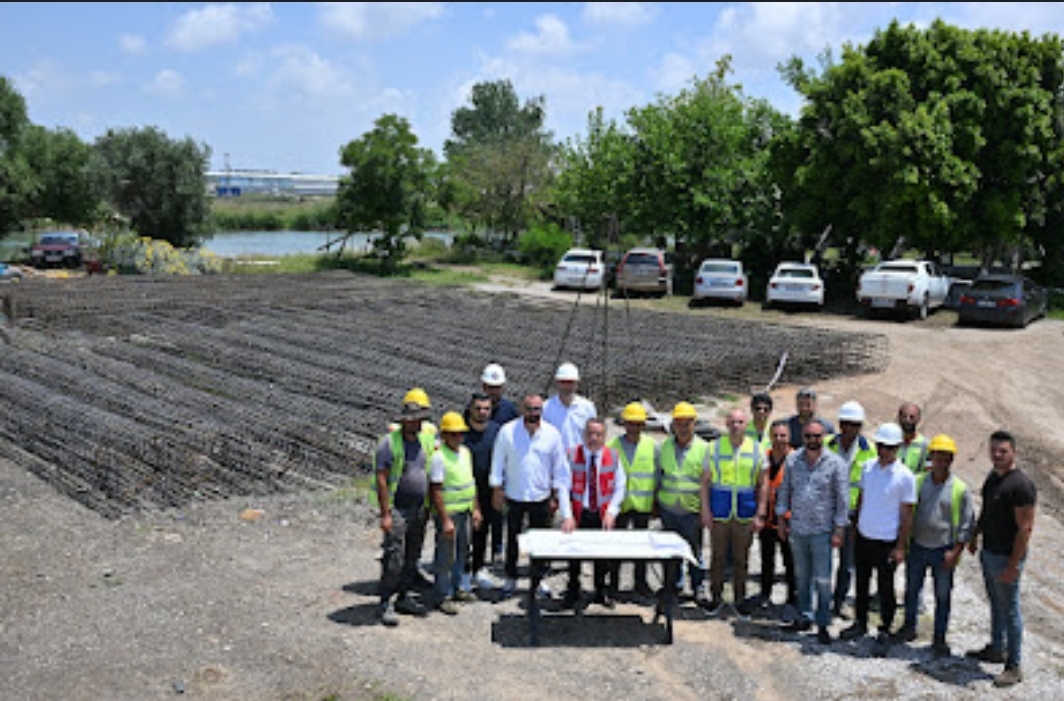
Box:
[903,543,955,642]
[980,550,1026,667]
[832,522,856,610]
[433,510,472,600]
[660,509,704,594]
[790,531,833,628]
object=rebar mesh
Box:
[0,272,888,518]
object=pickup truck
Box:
[856,259,952,319]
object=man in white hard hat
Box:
[543,362,597,456]
[839,422,917,656]
[481,363,519,425]
[826,400,877,621]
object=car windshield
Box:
[39,234,77,245]
[625,253,659,266]
[970,279,1018,293]
[878,262,918,274]
[701,263,738,274]
[563,253,598,265]
[778,268,814,279]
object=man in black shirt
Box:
[463,392,502,590]
[965,430,1037,688]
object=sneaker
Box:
[994,666,1023,687]
[931,642,951,659]
[965,645,1006,663]
[379,601,399,627]
[817,627,833,645]
[437,597,459,616]
[500,577,517,598]
[699,597,724,615]
[473,569,496,591]
[537,581,553,599]
[454,588,477,603]
[872,631,891,657]
[839,622,867,641]
[394,594,428,617]
[891,625,917,643]
[783,618,812,633]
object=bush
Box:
[518,223,573,272]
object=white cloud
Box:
[651,53,699,96]
[144,69,185,98]
[507,14,580,55]
[315,1,443,40]
[166,2,273,52]
[119,33,149,55]
[88,70,123,88]
[267,45,354,100]
[582,2,658,28]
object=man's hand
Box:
[602,513,616,530]
[379,511,392,535]
[561,516,576,533]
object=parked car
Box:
[615,247,674,297]
[691,258,747,306]
[30,231,84,269]
[552,248,606,291]
[856,259,952,319]
[765,262,825,309]
[956,273,1048,328]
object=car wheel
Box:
[917,295,930,320]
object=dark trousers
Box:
[379,505,428,603]
[758,526,797,604]
[504,498,552,580]
[567,509,619,596]
[854,531,898,632]
[469,484,504,573]
[615,510,652,590]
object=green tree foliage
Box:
[444,79,555,241]
[92,126,212,248]
[0,76,36,235]
[335,114,436,274]
[777,20,1064,278]
[20,125,98,227]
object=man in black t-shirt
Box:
[965,430,1037,688]
[463,392,503,589]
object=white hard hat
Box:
[838,400,866,424]
[555,362,580,381]
[481,363,506,385]
[873,422,904,446]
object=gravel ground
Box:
[2,273,1063,701]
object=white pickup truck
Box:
[856,259,952,319]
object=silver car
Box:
[691,258,747,306]
[615,247,673,297]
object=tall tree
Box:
[444,79,555,240]
[92,126,212,247]
[20,125,98,227]
[335,114,436,274]
[0,75,36,235]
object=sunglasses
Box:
[803,433,824,440]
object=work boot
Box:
[437,597,459,616]
[965,644,1005,663]
[395,594,428,617]
[379,601,399,627]
[994,666,1023,687]
[839,622,867,641]
[891,625,917,643]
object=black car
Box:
[956,273,1048,328]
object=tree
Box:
[335,114,436,274]
[0,75,37,235]
[443,79,555,241]
[20,125,98,227]
[92,126,212,247]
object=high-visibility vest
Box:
[570,445,620,521]
[436,443,476,514]
[608,434,656,513]
[658,435,709,514]
[827,433,877,512]
[763,447,792,530]
[707,435,761,522]
[914,472,968,544]
[370,428,437,508]
[899,434,930,473]
[745,424,772,455]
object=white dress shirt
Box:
[489,418,572,519]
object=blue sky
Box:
[3,2,1063,176]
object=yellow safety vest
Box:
[658,435,708,514]
[608,435,657,513]
[707,436,761,521]
[437,444,476,514]
[827,434,877,512]
[899,434,930,473]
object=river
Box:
[201,230,454,258]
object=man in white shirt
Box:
[543,362,597,456]
[839,422,917,655]
[490,393,575,598]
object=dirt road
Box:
[3,276,1063,701]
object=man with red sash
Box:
[562,417,627,610]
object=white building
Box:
[205,170,340,197]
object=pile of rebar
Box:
[0,272,888,518]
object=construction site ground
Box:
[2,270,1063,701]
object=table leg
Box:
[529,558,541,646]
[662,559,677,644]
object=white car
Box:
[552,248,605,291]
[691,258,747,306]
[765,262,825,309]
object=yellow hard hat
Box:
[672,402,698,420]
[928,434,957,454]
[621,402,648,423]
[403,387,431,409]
[439,411,469,433]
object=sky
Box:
[3,2,1064,176]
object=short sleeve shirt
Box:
[857,459,917,540]
[979,467,1037,556]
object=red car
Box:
[30,231,84,269]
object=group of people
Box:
[371,368,1037,689]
